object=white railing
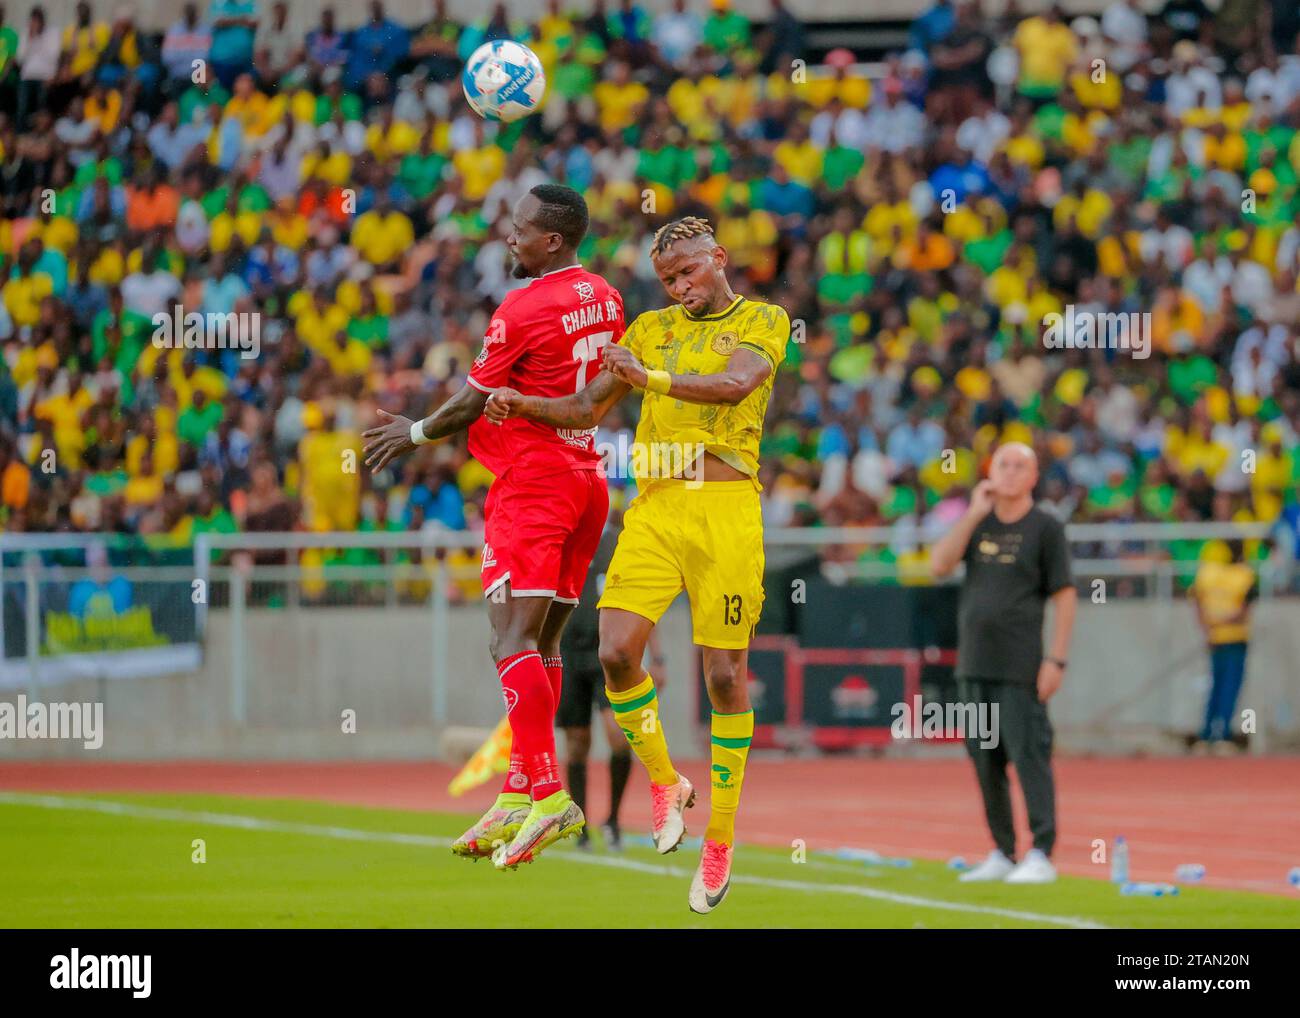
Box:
[186,520,1290,597]
[0,519,1283,593]
[0,519,1291,716]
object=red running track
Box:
[1,756,1297,895]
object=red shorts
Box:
[481,468,608,603]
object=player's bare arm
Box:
[485,369,631,428]
[362,383,490,472]
[603,343,771,406]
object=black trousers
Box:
[957,677,1057,858]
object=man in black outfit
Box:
[931,442,1077,884]
[557,518,663,850]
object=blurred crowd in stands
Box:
[2,0,1300,583]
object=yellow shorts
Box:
[597,479,765,650]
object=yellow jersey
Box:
[1193,560,1255,645]
[621,295,789,488]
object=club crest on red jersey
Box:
[475,318,508,367]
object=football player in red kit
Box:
[363,184,624,869]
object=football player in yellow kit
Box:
[485,216,790,913]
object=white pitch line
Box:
[0,792,1107,929]
[559,852,1108,928]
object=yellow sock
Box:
[605,674,677,786]
[705,710,753,846]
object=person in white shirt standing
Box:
[1100,0,1147,73]
[161,3,214,96]
[16,5,60,130]
[652,0,702,70]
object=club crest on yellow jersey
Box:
[711,330,740,356]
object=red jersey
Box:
[467,264,625,479]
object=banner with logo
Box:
[802,663,906,731]
[0,545,202,688]
[695,636,958,752]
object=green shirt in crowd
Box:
[178,83,231,125]
[703,11,750,52]
[0,25,18,79]
[1169,354,1217,405]
[177,401,223,447]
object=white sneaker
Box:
[688,839,733,914]
[959,849,1015,882]
[649,773,695,854]
[1004,848,1057,884]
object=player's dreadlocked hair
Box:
[651,216,715,257]
[529,184,590,249]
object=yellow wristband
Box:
[644,369,672,395]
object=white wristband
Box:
[410,419,430,445]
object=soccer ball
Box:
[462,40,546,123]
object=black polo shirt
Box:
[956,506,1073,683]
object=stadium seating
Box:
[1,0,1298,581]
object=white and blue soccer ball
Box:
[462,40,546,123]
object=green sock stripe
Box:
[711,709,755,717]
[711,735,752,749]
[607,688,657,715]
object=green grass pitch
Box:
[1,792,1296,929]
